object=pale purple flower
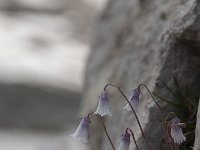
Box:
[124,88,140,111]
[71,116,90,143]
[94,90,112,117]
[170,117,186,144]
[117,131,130,150]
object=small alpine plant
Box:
[71,83,187,150]
[170,117,186,144]
[71,115,91,143]
[94,90,112,117]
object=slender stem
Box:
[118,88,152,150]
[104,83,118,90]
[138,84,170,149]
[167,124,179,150]
[105,84,152,150]
[88,112,116,150]
[138,84,164,122]
[127,128,139,150]
[99,117,116,150]
[165,111,177,145]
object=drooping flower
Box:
[124,88,140,111]
[170,117,186,144]
[117,130,131,150]
[94,90,112,117]
[71,116,91,143]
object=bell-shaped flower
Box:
[170,117,186,144]
[124,88,140,111]
[117,130,131,150]
[71,116,91,143]
[94,90,112,117]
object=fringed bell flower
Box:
[170,117,186,144]
[71,116,91,143]
[117,130,130,150]
[124,88,140,111]
[94,90,112,117]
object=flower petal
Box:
[117,131,130,150]
[170,117,186,144]
[94,90,111,116]
[71,116,90,143]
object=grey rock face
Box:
[194,99,200,150]
[82,0,200,149]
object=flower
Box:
[94,90,112,117]
[170,117,186,144]
[71,116,91,143]
[117,130,131,150]
[124,88,140,111]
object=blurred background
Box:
[0,0,107,149]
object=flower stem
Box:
[105,83,152,150]
[138,84,164,121]
[118,87,152,150]
[138,84,170,149]
[127,128,139,150]
[104,83,118,90]
[87,112,115,150]
[98,117,116,150]
[166,124,179,150]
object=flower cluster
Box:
[71,83,186,149]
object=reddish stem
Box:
[138,84,170,149]
[127,128,139,150]
[87,112,116,150]
[138,84,164,122]
[88,112,115,150]
[105,84,152,150]
[99,117,116,150]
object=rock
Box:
[81,0,200,149]
[194,99,200,150]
